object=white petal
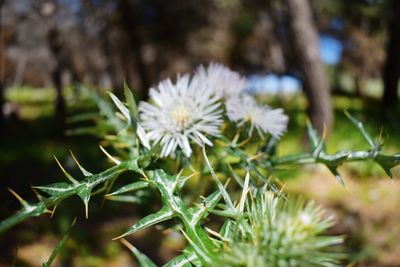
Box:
[136,124,150,149]
[109,92,131,122]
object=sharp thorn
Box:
[54,155,79,185]
[99,146,121,165]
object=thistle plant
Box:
[1,63,399,266]
[215,193,344,267]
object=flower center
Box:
[171,105,192,129]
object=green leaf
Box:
[163,249,199,267]
[42,219,75,267]
[115,207,174,239]
[106,195,143,203]
[191,190,222,224]
[87,163,128,186]
[263,136,278,156]
[226,163,243,187]
[375,154,400,177]
[124,82,138,131]
[202,147,234,210]
[327,166,345,186]
[345,111,375,149]
[1,160,128,233]
[80,85,125,131]
[120,239,157,267]
[66,112,99,123]
[76,185,92,218]
[107,181,149,196]
[306,119,321,149]
[219,219,235,241]
[0,201,48,233]
[320,151,350,167]
[34,183,76,196]
[181,230,213,265]
[66,127,103,136]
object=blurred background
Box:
[0,0,400,266]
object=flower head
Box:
[216,193,344,267]
[194,62,247,99]
[139,75,223,157]
[226,94,288,138]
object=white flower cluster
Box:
[111,63,289,157]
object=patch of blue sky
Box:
[319,35,343,65]
[247,33,343,93]
[247,74,301,94]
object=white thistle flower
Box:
[226,94,288,138]
[194,62,247,99]
[139,75,223,157]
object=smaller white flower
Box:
[194,62,247,99]
[226,94,288,138]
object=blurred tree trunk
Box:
[382,0,400,107]
[0,0,5,132]
[48,27,66,120]
[117,0,150,99]
[286,0,333,133]
[354,74,364,97]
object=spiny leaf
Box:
[1,163,128,233]
[219,219,235,241]
[345,111,375,149]
[80,85,125,131]
[138,143,162,167]
[181,230,213,265]
[163,249,199,267]
[237,172,250,212]
[66,127,103,136]
[190,190,222,224]
[86,163,127,186]
[263,136,278,156]
[202,147,234,210]
[76,185,92,219]
[114,207,174,240]
[66,112,99,123]
[319,151,350,167]
[124,81,138,130]
[226,163,243,187]
[0,201,48,233]
[174,171,198,193]
[375,154,400,178]
[106,181,149,196]
[106,195,143,203]
[120,239,157,267]
[34,183,77,196]
[42,219,76,267]
[306,119,321,149]
[327,166,345,186]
